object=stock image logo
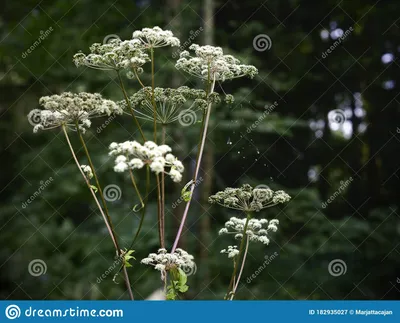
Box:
[104,184,122,202]
[178,109,197,126]
[103,34,120,44]
[28,259,47,277]
[328,259,347,277]
[5,305,21,320]
[253,34,272,52]
[181,262,197,276]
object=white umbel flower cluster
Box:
[219,217,279,245]
[80,165,93,179]
[29,92,123,133]
[109,141,184,182]
[220,245,239,258]
[73,39,149,71]
[132,26,180,48]
[209,184,291,212]
[119,86,217,124]
[141,248,195,278]
[176,44,258,81]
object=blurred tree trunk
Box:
[199,0,215,286]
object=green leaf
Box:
[90,185,98,193]
[123,249,136,268]
[181,180,193,202]
[178,268,188,285]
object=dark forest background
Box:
[1,0,399,300]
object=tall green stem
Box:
[161,124,166,246]
[63,125,134,300]
[117,71,145,141]
[149,46,163,248]
[225,212,251,300]
[129,165,150,248]
[76,123,115,233]
[128,169,144,208]
[171,72,216,252]
[150,47,156,142]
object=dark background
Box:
[0,0,399,300]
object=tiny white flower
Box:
[150,161,164,174]
[155,264,166,271]
[129,158,144,169]
[169,169,182,183]
[110,141,184,182]
[114,162,128,173]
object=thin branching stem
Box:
[225,212,251,300]
[150,47,156,142]
[231,235,250,300]
[128,169,144,208]
[75,123,115,233]
[62,125,134,300]
[161,124,166,246]
[117,71,146,141]
[171,72,216,252]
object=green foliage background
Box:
[0,0,399,300]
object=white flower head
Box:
[29,92,123,133]
[109,141,184,182]
[140,248,195,279]
[118,86,217,125]
[219,217,279,245]
[80,165,93,179]
[176,44,258,81]
[132,26,180,48]
[220,245,240,258]
[73,38,149,71]
[209,184,290,212]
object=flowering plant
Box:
[27,26,290,300]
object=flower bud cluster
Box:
[220,245,239,258]
[209,184,290,212]
[109,141,184,182]
[119,86,218,124]
[80,165,93,179]
[141,248,195,275]
[219,217,279,245]
[132,26,180,48]
[28,92,123,133]
[176,44,258,81]
[73,39,149,71]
